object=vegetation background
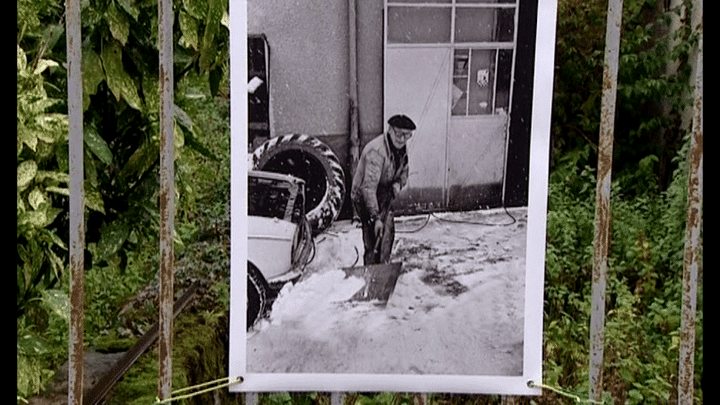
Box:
[16,0,702,404]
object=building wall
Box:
[247,0,535,214]
[248,0,386,141]
[356,0,386,141]
[247,0,351,137]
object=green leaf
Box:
[117,138,158,186]
[182,0,207,20]
[45,186,69,196]
[209,65,222,97]
[97,218,130,260]
[28,188,47,210]
[84,126,113,165]
[220,9,229,29]
[84,180,106,214]
[116,0,139,20]
[142,75,160,114]
[33,58,59,75]
[101,40,143,111]
[106,2,130,46]
[35,113,68,143]
[17,160,38,191]
[26,98,58,117]
[17,45,27,72]
[183,127,219,161]
[174,121,185,150]
[17,331,49,356]
[173,104,194,129]
[18,125,37,153]
[36,170,70,184]
[198,0,224,72]
[18,210,48,228]
[179,11,199,50]
[41,289,70,323]
[82,48,105,112]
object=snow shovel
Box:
[342,262,402,305]
[342,226,402,305]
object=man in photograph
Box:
[351,114,416,265]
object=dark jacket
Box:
[351,133,409,219]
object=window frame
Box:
[385,0,519,116]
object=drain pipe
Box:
[348,0,360,175]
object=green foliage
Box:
[17,45,69,286]
[17,0,702,403]
[16,47,75,398]
[16,0,230,282]
[17,0,229,401]
[543,127,703,404]
[552,0,695,194]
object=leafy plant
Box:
[17,0,230,400]
[17,43,75,315]
[552,0,695,194]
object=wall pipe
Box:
[348,0,360,175]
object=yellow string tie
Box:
[528,381,604,404]
[154,376,243,404]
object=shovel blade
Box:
[342,262,402,305]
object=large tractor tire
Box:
[252,134,345,235]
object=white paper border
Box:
[228,0,556,395]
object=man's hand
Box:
[392,182,402,198]
[374,218,384,238]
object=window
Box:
[451,48,513,116]
[454,7,515,43]
[387,1,517,116]
[387,6,452,43]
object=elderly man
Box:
[351,114,416,265]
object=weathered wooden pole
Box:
[65,0,84,401]
[589,0,623,401]
[157,0,175,399]
[677,0,702,403]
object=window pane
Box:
[467,49,495,115]
[495,8,515,42]
[387,6,452,43]
[451,78,468,115]
[451,49,469,116]
[454,8,494,43]
[453,49,470,76]
[495,49,513,113]
[454,8,515,42]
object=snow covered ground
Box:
[247,207,528,376]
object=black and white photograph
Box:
[229,0,555,395]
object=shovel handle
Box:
[374,229,383,254]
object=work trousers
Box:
[353,188,395,265]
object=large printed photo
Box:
[229,0,556,395]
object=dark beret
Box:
[388,114,416,130]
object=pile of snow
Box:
[247,209,527,376]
